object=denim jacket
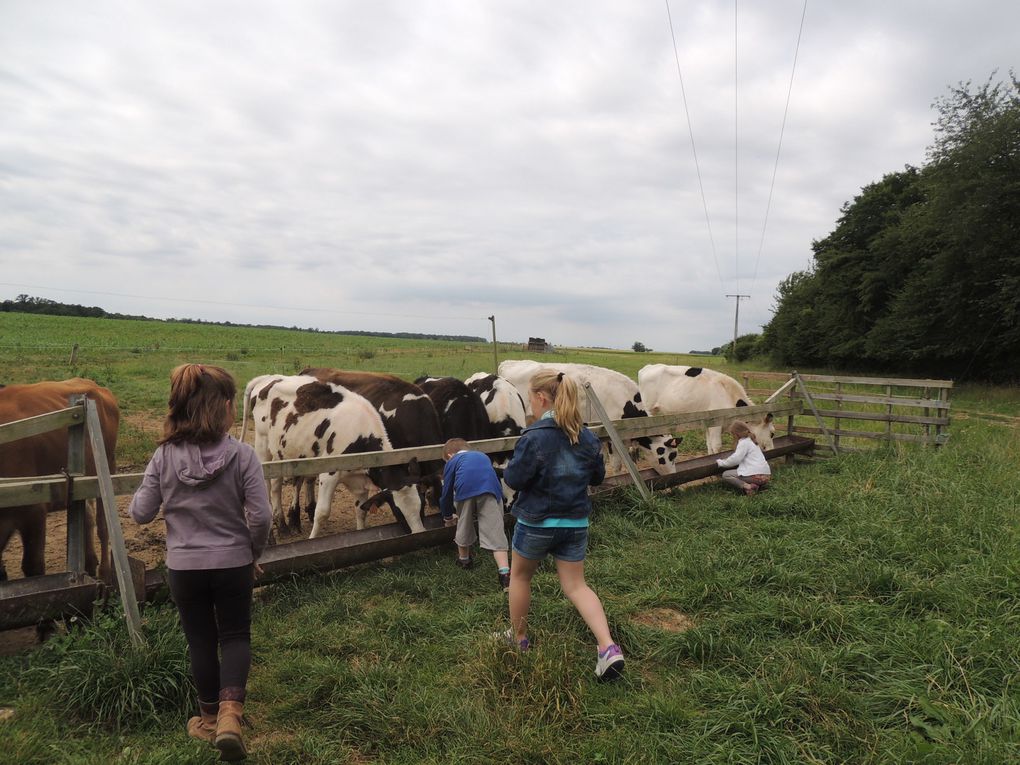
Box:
[503,418,605,524]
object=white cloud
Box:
[1,0,1016,353]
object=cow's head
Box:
[749,413,775,452]
[634,434,682,474]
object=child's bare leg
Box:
[555,558,614,650]
[509,553,541,642]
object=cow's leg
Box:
[603,443,623,475]
[309,471,342,539]
[390,485,426,534]
[88,499,113,584]
[19,508,47,578]
[303,477,317,522]
[341,473,375,530]
[706,426,723,454]
[269,477,286,532]
[0,516,15,581]
[287,477,304,532]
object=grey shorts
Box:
[454,493,509,551]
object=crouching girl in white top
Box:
[716,420,771,496]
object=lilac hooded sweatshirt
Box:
[129,435,272,571]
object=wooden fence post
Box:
[85,399,145,648]
[583,382,651,501]
[66,395,87,576]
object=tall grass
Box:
[2,414,1018,763]
[2,312,1019,762]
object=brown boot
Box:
[186,700,218,744]
[215,700,247,761]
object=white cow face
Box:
[749,413,776,452]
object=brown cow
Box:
[0,378,119,582]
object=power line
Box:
[665,0,723,288]
[750,0,808,292]
[0,282,482,322]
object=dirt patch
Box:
[631,607,697,633]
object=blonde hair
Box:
[530,370,582,445]
[161,364,237,445]
[728,420,757,444]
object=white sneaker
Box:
[595,644,624,681]
[492,627,530,651]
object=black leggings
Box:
[168,564,254,703]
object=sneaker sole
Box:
[597,658,625,682]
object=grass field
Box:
[1,313,1019,763]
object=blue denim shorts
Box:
[512,522,589,562]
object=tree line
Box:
[0,295,486,344]
[751,73,1018,382]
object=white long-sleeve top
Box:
[716,437,771,477]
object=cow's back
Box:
[498,360,644,420]
[0,378,119,481]
[638,364,751,414]
[415,376,491,442]
[301,368,444,476]
[466,373,527,437]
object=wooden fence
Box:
[0,395,810,633]
[743,371,952,454]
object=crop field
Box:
[1,312,1019,763]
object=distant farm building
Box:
[526,337,550,352]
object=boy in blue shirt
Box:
[440,438,511,591]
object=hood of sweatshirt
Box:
[169,436,242,487]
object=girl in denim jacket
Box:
[501,370,624,681]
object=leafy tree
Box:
[762,72,1019,380]
[632,341,651,353]
[719,333,763,363]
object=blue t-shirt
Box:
[439,450,504,519]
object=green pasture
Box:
[1,312,740,466]
[1,313,1019,763]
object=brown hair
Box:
[443,437,469,460]
[728,420,757,444]
[160,363,237,445]
[530,370,582,445]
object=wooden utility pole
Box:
[488,315,498,374]
[725,294,749,362]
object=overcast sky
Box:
[1,1,1016,353]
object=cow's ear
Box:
[666,437,680,448]
[406,457,421,480]
[764,412,774,424]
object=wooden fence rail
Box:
[742,371,952,452]
[0,400,803,508]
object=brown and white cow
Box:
[244,375,424,537]
[0,379,119,582]
[637,364,775,454]
[498,360,681,475]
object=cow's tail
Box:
[239,376,260,443]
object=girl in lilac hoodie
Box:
[130,364,271,760]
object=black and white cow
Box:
[638,364,775,454]
[461,372,530,503]
[301,368,446,512]
[414,376,493,443]
[465,372,528,441]
[413,375,498,500]
[498,360,681,475]
[243,374,424,537]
